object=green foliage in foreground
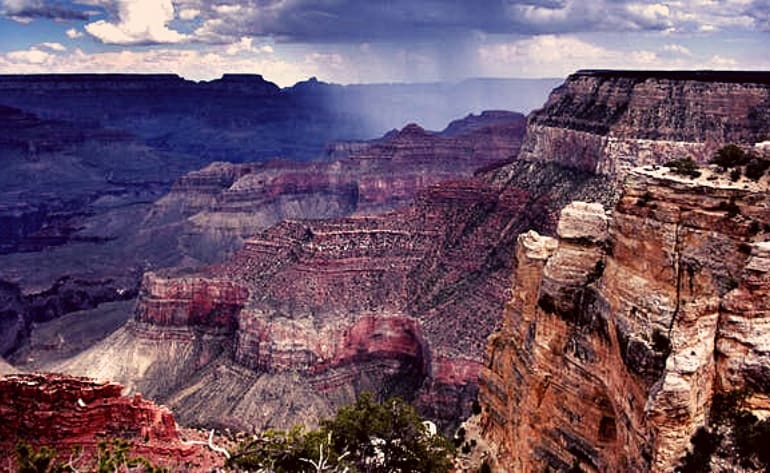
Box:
[229,392,455,473]
[14,439,168,473]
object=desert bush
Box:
[666,157,701,178]
[14,440,167,473]
[745,158,770,180]
[229,392,455,473]
[711,144,751,169]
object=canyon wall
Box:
[480,164,770,472]
[517,70,770,179]
[60,161,614,432]
[146,114,526,263]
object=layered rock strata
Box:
[0,373,222,471]
[59,159,614,432]
[518,70,770,179]
[146,114,526,263]
[480,165,770,472]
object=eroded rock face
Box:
[135,273,248,331]
[146,114,527,263]
[59,157,615,432]
[480,166,770,472]
[518,70,770,178]
[0,373,222,471]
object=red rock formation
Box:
[0,373,222,471]
[56,155,613,434]
[135,273,248,331]
[518,70,770,178]
[146,113,527,263]
[480,164,770,472]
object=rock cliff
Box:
[518,70,770,179]
[0,373,222,471]
[480,163,770,472]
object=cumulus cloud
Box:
[6,47,53,64]
[0,44,327,86]
[84,0,188,45]
[66,28,84,39]
[177,0,769,44]
[662,43,692,56]
[39,41,67,51]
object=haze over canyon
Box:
[1,69,770,473]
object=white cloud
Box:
[66,28,84,39]
[39,41,66,51]
[0,45,322,86]
[6,47,52,64]
[178,7,199,20]
[225,37,254,55]
[475,34,760,78]
[223,37,275,56]
[479,35,613,67]
[705,55,739,67]
[662,43,692,56]
[84,0,187,45]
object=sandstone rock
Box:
[480,166,770,472]
[518,70,770,180]
[0,373,222,471]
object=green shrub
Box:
[14,440,166,473]
[711,145,751,169]
[666,157,701,178]
[229,392,455,473]
[745,158,770,180]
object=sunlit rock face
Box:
[0,373,222,471]
[480,165,770,472]
[518,70,770,179]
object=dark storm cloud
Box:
[189,0,677,43]
[0,0,90,20]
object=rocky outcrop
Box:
[518,70,770,179]
[135,273,248,331]
[480,164,770,472]
[0,373,222,471]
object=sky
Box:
[0,0,768,86]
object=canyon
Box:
[478,71,770,473]
[0,107,527,363]
[2,70,770,471]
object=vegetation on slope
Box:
[228,392,455,473]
